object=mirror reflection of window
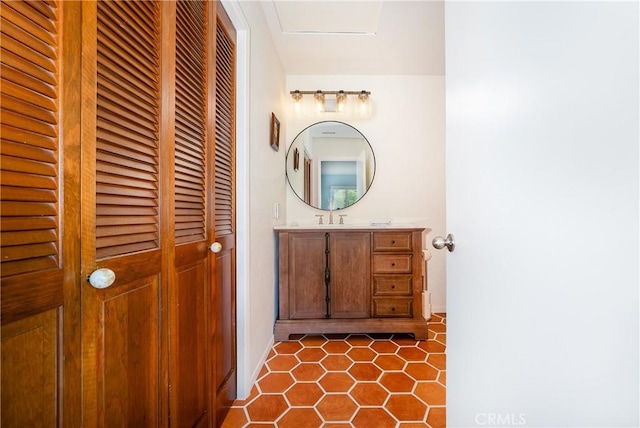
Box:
[330,187,358,209]
[320,160,359,210]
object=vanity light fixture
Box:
[358,90,370,114]
[314,90,325,112]
[290,90,371,114]
[336,90,347,112]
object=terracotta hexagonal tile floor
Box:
[348,362,382,381]
[316,394,358,421]
[349,382,389,406]
[291,363,326,382]
[278,408,322,428]
[321,354,353,371]
[379,372,415,393]
[221,314,446,428]
[373,354,407,371]
[284,382,325,406]
[318,372,356,392]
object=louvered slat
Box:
[96,0,160,259]
[0,67,57,106]
[1,2,56,45]
[0,0,59,278]
[214,20,235,237]
[174,0,206,245]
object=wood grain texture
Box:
[82,2,164,427]
[1,0,60,279]
[275,229,427,341]
[60,2,83,425]
[95,0,161,259]
[1,308,59,427]
[0,2,80,426]
[372,254,413,274]
[171,259,208,427]
[287,233,327,319]
[373,275,413,296]
[158,2,175,425]
[170,2,212,426]
[101,275,160,427]
[330,232,371,318]
[372,231,413,252]
[175,0,206,245]
[372,297,413,317]
[214,5,237,425]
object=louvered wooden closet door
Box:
[170,0,215,426]
[80,1,165,425]
[0,1,82,426]
[213,6,237,425]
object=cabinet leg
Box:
[412,326,429,341]
[274,332,290,342]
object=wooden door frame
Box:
[214,0,252,400]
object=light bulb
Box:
[336,91,346,112]
[314,91,325,112]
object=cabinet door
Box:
[330,232,371,318]
[288,233,327,319]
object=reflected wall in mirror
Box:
[286,121,376,210]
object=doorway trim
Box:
[220,0,251,398]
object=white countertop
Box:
[274,223,428,231]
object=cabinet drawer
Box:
[373,276,412,295]
[372,254,412,274]
[372,232,412,252]
[373,298,413,318]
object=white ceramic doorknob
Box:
[209,242,222,253]
[88,268,116,289]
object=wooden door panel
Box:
[83,251,162,427]
[172,258,209,427]
[330,232,371,318]
[214,242,236,422]
[101,275,160,427]
[0,1,83,427]
[213,6,237,424]
[288,233,327,319]
[82,1,165,426]
[1,308,58,427]
[171,0,213,426]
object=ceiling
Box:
[260,0,445,76]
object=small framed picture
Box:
[293,148,300,171]
[270,112,280,152]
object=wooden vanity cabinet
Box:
[330,232,371,318]
[282,232,371,320]
[275,228,428,341]
[372,231,416,318]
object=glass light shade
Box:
[314,91,325,112]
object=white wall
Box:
[230,0,287,398]
[285,75,447,313]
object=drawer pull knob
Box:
[391,240,396,244]
[391,285,396,289]
[391,262,396,266]
[391,307,396,311]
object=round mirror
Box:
[286,121,376,210]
